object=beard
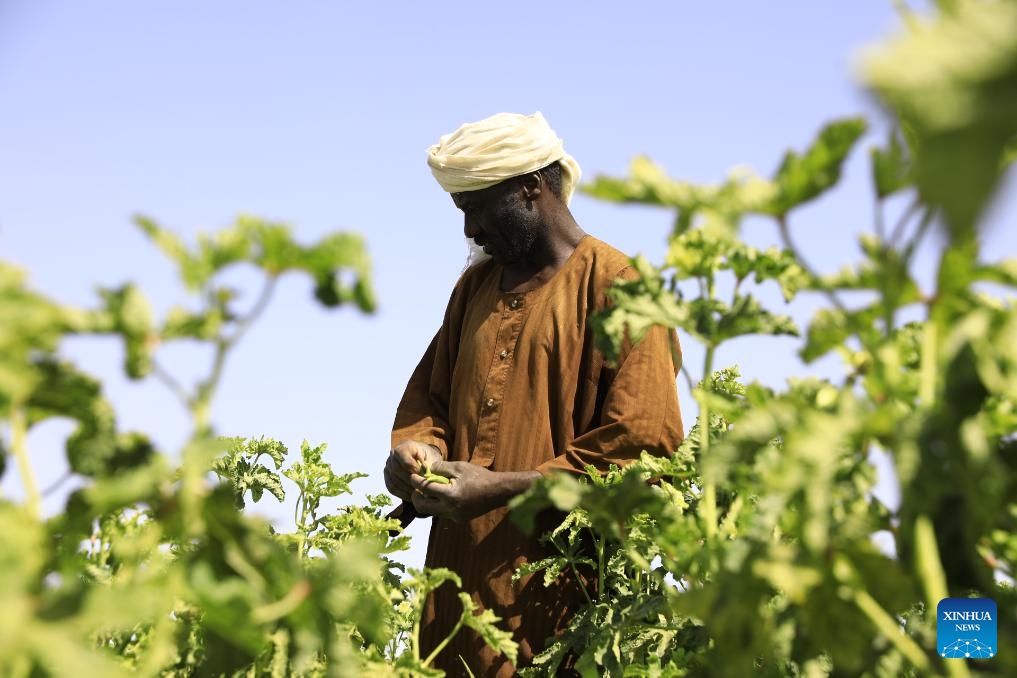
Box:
[483,210,541,266]
[465,238,491,269]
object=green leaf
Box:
[589,256,687,362]
[300,232,377,312]
[547,476,586,513]
[20,358,154,477]
[748,247,810,302]
[79,455,170,514]
[762,118,868,217]
[582,157,777,235]
[136,214,377,315]
[161,305,224,341]
[861,0,1017,234]
[713,294,799,344]
[974,258,1017,287]
[801,305,881,363]
[0,263,84,410]
[96,283,156,379]
[134,214,193,282]
[582,156,700,209]
[404,567,462,600]
[871,128,913,199]
[457,592,520,666]
[665,221,733,279]
[1003,134,1017,170]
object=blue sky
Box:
[2,1,1015,568]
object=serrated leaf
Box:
[457,592,519,666]
[589,257,688,362]
[763,118,868,217]
[714,294,799,344]
[871,129,913,198]
[251,468,286,504]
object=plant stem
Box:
[901,207,935,265]
[700,343,717,541]
[875,198,887,243]
[551,534,594,607]
[914,514,952,601]
[193,276,278,438]
[226,276,278,345]
[679,364,696,395]
[423,616,466,667]
[889,196,922,250]
[777,215,848,314]
[251,580,312,624]
[151,358,195,410]
[295,490,308,559]
[835,553,936,673]
[412,604,423,663]
[918,322,937,407]
[572,561,595,607]
[596,532,606,604]
[852,587,930,671]
[11,405,40,519]
[731,276,743,306]
[41,471,72,498]
[915,514,970,678]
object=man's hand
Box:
[409,461,540,522]
[385,440,442,501]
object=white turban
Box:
[427,112,582,204]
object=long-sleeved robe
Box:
[392,235,684,677]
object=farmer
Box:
[385,112,684,676]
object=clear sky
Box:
[2,1,1014,568]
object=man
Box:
[385,112,684,676]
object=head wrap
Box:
[427,112,582,204]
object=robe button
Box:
[485,398,495,408]
[499,349,509,360]
[509,298,522,310]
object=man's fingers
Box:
[383,465,413,500]
[409,471,454,497]
[427,460,454,477]
[411,488,459,522]
[390,448,421,474]
[411,490,438,515]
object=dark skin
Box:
[384,169,586,522]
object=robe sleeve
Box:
[536,266,685,476]
[390,273,469,459]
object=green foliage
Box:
[513,2,1017,675]
[0,216,516,676]
[592,221,804,364]
[871,128,913,199]
[762,117,868,218]
[862,0,1017,232]
[4,2,1016,675]
[135,214,377,312]
[213,436,288,508]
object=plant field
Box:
[2,1,1016,675]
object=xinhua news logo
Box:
[937,598,997,659]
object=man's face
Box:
[452,178,541,266]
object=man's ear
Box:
[519,172,542,200]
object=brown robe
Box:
[392,236,684,677]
